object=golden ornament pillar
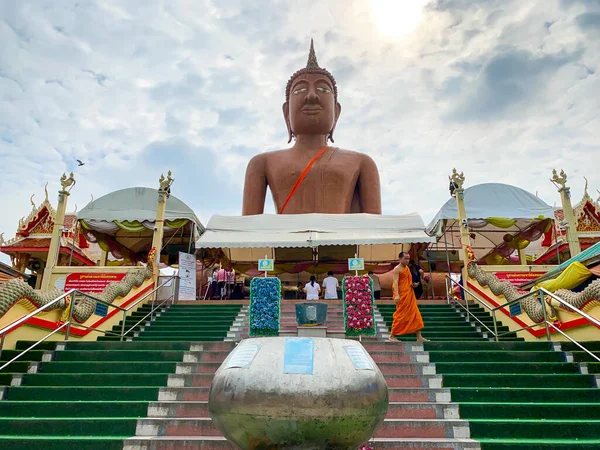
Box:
[99,250,108,266]
[518,248,527,265]
[450,169,471,268]
[150,171,174,281]
[551,169,581,258]
[41,173,76,290]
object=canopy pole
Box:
[68,216,79,267]
[187,222,193,254]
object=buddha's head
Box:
[283,40,341,143]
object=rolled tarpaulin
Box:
[533,261,592,293]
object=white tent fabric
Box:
[426,183,555,235]
[79,187,204,228]
[425,183,555,263]
[196,213,435,249]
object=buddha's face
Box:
[283,73,341,140]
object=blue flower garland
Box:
[249,277,281,337]
[342,275,377,337]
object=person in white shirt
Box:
[322,271,339,300]
[304,276,321,301]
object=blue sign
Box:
[94,302,108,317]
[258,259,274,271]
[509,302,522,317]
[348,258,365,271]
[283,338,314,374]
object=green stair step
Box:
[469,419,600,439]
[0,350,47,361]
[39,361,179,374]
[424,342,554,351]
[0,400,149,417]
[443,373,595,388]
[475,438,600,450]
[560,341,600,352]
[570,352,600,363]
[459,402,600,420]
[0,361,31,373]
[5,386,160,401]
[428,351,566,363]
[435,362,581,374]
[65,341,197,350]
[14,341,58,351]
[450,387,600,403]
[119,336,226,342]
[0,436,126,450]
[20,373,170,387]
[54,350,186,361]
[0,417,136,436]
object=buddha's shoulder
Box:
[334,148,378,165]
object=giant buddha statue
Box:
[242,40,382,215]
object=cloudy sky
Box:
[1,0,598,257]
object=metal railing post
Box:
[0,333,5,362]
[492,310,499,342]
[539,290,551,342]
[64,291,76,341]
[445,277,450,304]
[120,309,127,342]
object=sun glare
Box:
[369,0,429,37]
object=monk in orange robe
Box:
[390,252,427,342]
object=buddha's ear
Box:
[328,102,342,143]
[283,102,293,143]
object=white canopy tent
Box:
[196,213,435,267]
[426,183,555,266]
[78,187,204,261]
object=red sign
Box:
[64,272,127,293]
[493,271,545,288]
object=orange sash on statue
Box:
[391,265,424,336]
[278,146,329,214]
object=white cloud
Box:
[1,0,599,266]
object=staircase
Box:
[0,303,241,450]
[126,301,480,449]
[378,302,600,449]
[0,299,598,449]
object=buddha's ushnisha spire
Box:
[306,39,320,70]
[285,39,338,102]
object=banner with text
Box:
[64,273,127,293]
[493,271,545,288]
[178,252,197,301]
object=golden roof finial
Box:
[159,170,174,192]
[0,232,4,246]
[60,172,76,192]
[550,169,568,190]
[450,168,465,189]
[44,182,49,202]
[30,194,35,209]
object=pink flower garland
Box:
[344,275,374,331]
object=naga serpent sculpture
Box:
[0,248,157,324]
[467,260,600,324]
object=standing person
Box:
[409,259,425,300]
[216,266,227,300]
[368,271,381,299]
[304,276,321,301]
[390,252,427,342]
[322,271,339,300]
[210,268,219,299]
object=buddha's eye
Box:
[293,87,307,95]
[317,87,331,94]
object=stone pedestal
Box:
[209,337,388,449]
[297,325,327,338]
